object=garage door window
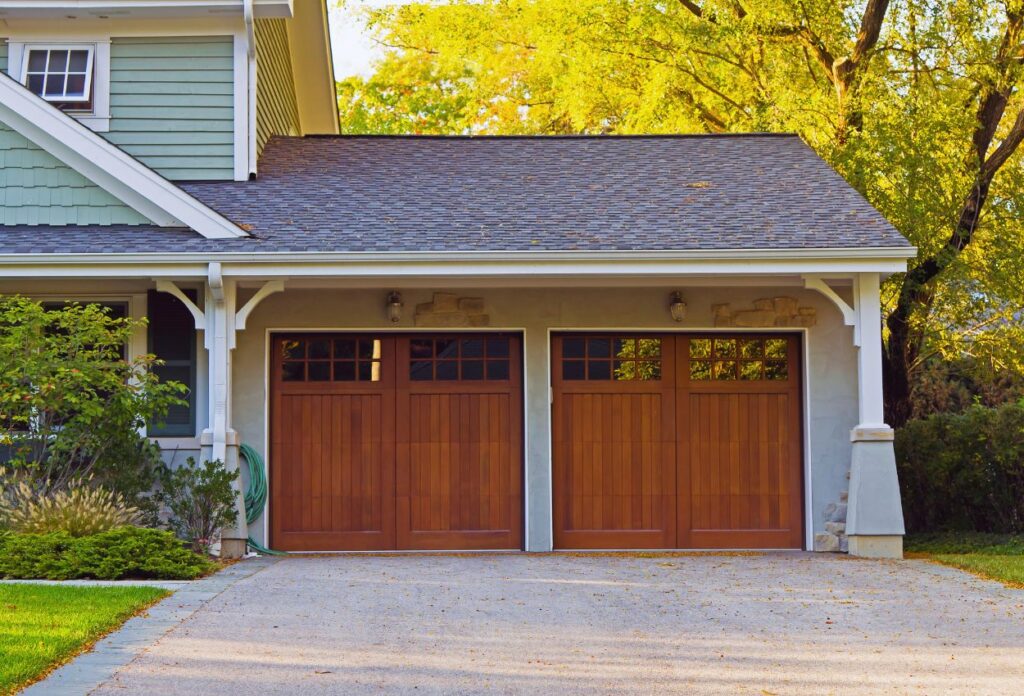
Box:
[561,336,662,381]
[409,335,511,381]
[689,337,788,381]
[280,337,383,382]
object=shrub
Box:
[157,458,239,554]
[0,478,141,536]
[896,402,1024,533]
[0,527,215,580]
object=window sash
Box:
[22,45,95,106]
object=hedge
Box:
[0,526,216,580]
[896,402,1024,534]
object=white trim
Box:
[235,279,284,330]
[154,280,206,327]
[232,32,250,181]
[853,272,888,430]
[0,1,293,19]
[0,70,248,238]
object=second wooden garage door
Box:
[270,333,522,551]
[552,333,803,549]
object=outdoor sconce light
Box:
[669,291,687,322]
[386,291,403,323]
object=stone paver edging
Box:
[20,556,278,696]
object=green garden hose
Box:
[240,443,286,555]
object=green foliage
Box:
[157,458,239,554]
[0,584,168,694]
[341,1,1024,408]
[0,478,141,536]
[0,526,215,580]
[0,297,186,499]
[905,532,1024,555]
[896,402,1024,533]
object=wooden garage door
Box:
[552,334,803,549]
[271,333,522,551]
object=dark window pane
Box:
[690,339,712,359]
[308,339,330,359]
[765,360,788,380]
[410,360,433,381]
[435,360,458,380]
[47,50,68,71]
[358,338,381,359]
[486,337,510,357]
[281,339,304,360]
[740,360,763,381]
[487,360,509,380]
[690,360,712,380]
[44,74,66,97]
[588,360,611,380]
[410,339,433,358]
[588,338,610,358]
[334,339,356,359]
[461,338,484,358]
[334,361,356,381]
[765,339,788,359]
[613,338,635,358]
[613,359,633,381]
[562,338,585,359]
[462,360,484,380]
[307,362,330,381]
[282,362,304,382]
[28,50,47,71]
[740,339,762,359]
[435,339,458,359]
[152,365,191,425]
[563,360,585,380]
[714,361,738,380]
[65,74,86,97]
[358,361,379,382]
[27,74,45,95]
[68,50,89,72]
[152,328,192,361]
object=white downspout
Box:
[244,0,258,179]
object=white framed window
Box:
[21,45,95,109]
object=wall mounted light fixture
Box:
[669,291,687,322]
[386,291,403,323]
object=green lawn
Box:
[0,584,169,695]
[905,533,1024,588]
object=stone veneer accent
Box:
[815,478,850,553]
[712,296,817,328]
[414,292,490,327]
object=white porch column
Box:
[197,263,248,559]
[846,272,905,558]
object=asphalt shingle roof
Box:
[0,134,910,255]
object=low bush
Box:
[157,458,238,554]
[896,402,1024,534]
[0,479,141,536]
[0,526,215,580]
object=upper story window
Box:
[22,46,95,111]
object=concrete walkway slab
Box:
[45,553,1024,694]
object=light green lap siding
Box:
[0,39,8,73]
[0,123,152,225]
[255,18,300,156]
[106,37,235,181]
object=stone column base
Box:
[848,535,903,559]
[219,537,248,559]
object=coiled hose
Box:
[240,443,286,555]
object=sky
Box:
[328,1,413,79]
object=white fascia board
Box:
[0,1,292,18]
[0,247,917,280]
[0,72,248,240]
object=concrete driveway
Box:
[83,553,1023,695]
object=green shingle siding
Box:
[105,36,235,181]
[255,18,300,156]
[0,122,152,226]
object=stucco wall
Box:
[232,285,859,551]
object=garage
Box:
[270,333,523,551]
[552,333,803,549]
